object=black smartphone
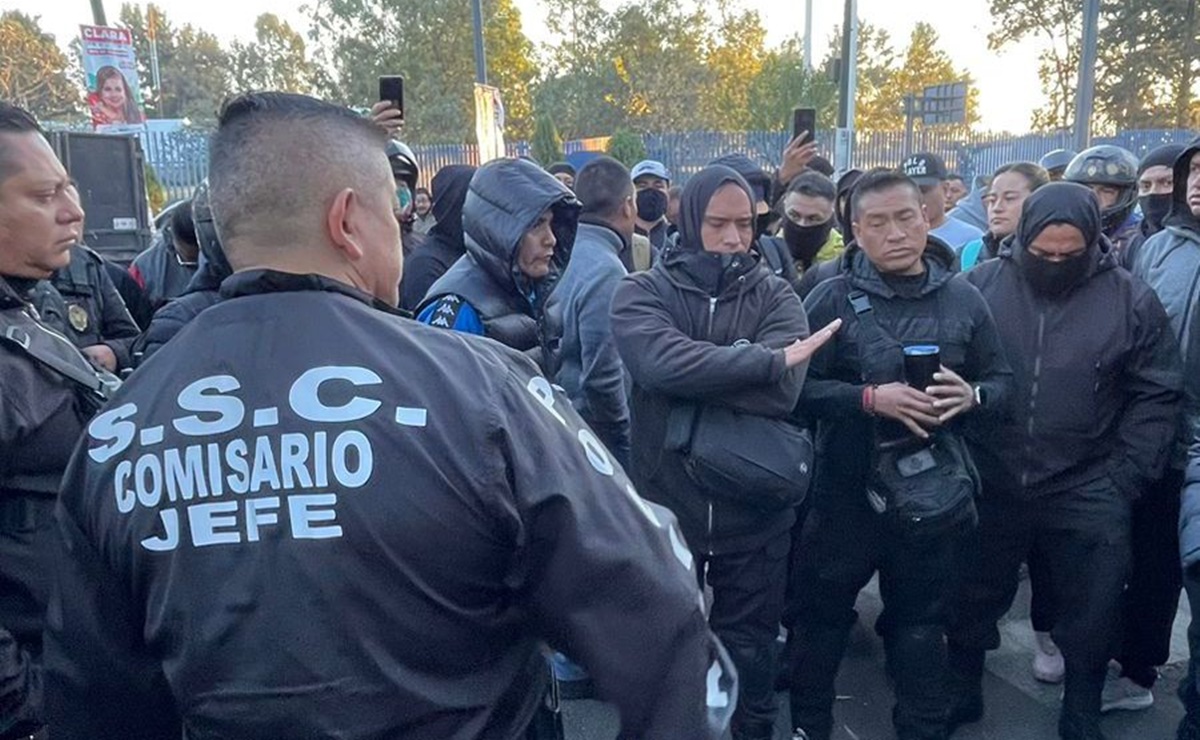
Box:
[792,107,816,145]
[379,75,404,118]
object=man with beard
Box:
[951,182,1182,740]
[398,165,475,312]
[612,163,840,740]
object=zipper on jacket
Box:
[707,296,718,338]
[1021,310,1047,490]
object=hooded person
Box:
[133,180,234,366]
[708,153,799,287]
[417,158,580,368]
[547,161,576,190]
[1120,143,1188,270]
[953,182,1182,740]
[1133,139,1200,740]
[398,165,476,311]
[948,174,992,233]
[611,163,835,740]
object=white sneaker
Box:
[791,731,810,740]
[1101,672,1154,713]
[1032,631,1065,684]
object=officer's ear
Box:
[326,187,367,262]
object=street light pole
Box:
[471,0,488,85]
[89,0,107,26]
[1073,0,1100,151]
[835,0,858,171]
[803,0,814,72]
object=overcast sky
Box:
[20,0,1047,132]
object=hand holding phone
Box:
[792,107,816,145]
[379,75,404,119]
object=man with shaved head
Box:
[45,92,735,739]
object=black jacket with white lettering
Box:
[45,269,734,740]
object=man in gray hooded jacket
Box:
[1136,136,1200,740]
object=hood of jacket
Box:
[948,182,989,232]
[462,158,581,303]
[1003,181,1118,285]
[1165,136,1200,235]
[661,164,770,297]
[839,234,959,299]
[428,165,475,245]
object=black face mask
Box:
[636,188,668,223]
[1139,193,1174,235]
[1021,249,1090,297]
[783,219,834,267]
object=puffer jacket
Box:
[419,159,580,358]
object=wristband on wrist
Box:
[862,384,877,415]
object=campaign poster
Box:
[474,84,507,163]
[80,25,146,131]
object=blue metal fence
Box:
[130,127,1196,205]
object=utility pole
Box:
[835,0,858,171]
[89,0,107,25]
[1073,0,1100,151]
[148,4,162,115]
[803,0,814,72]
[471,0,488,85]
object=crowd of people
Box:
[0,89,1199,740]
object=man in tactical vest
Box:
[0,103,118,740]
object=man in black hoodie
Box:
[1120,143,1187,270]
[399,164,475,311]
[951,183,1182,740]
[792,168,1012,740]
[612,164,839,740]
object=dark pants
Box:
[1180,564,1200,715]
[788,497,967,740]
[948,477,1131,730]
[1029,542,1057,633]
[697,531,790,740]
[1116,468,1184,688]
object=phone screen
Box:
[792,107,816,145]
[379,76,404,116]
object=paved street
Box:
[562,575,1191,739]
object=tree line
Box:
[1,0,1196,145]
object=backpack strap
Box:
[0,311,119,406]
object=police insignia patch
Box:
[68,303,89,332]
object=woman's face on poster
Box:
[101,75,127,110]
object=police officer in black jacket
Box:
[948,183,1183,740]
[41,244,140,371]
[792,168,1012,740]
[0,102,103,740]
[44,92,735,740]
[612,164,840,740]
